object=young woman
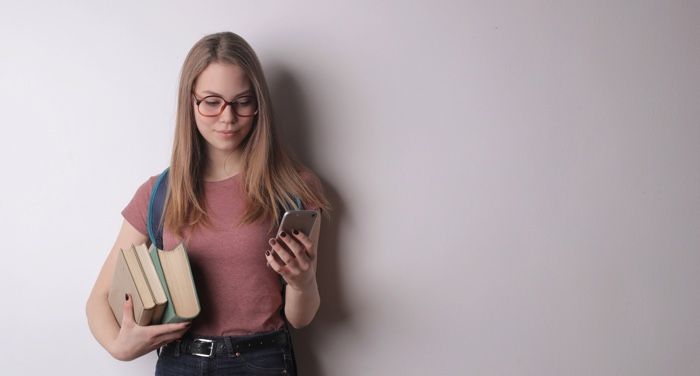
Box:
[86,31,330,375]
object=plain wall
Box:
[0,1,698,375]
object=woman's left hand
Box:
[265,230,317,291]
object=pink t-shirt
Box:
[121,170,322,336]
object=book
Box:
[108,244,167,326]
[108,242,200,326]
[149,242,201,323]
[134,244,168,323]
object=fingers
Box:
[267,235,314,279]
[151,332,185,350]
[149,322,191,349]
[266,229,318,286]
[268,238,295,266]
[153,325,189,344]
[115,298,191,357]
[273,233,311,269]
[290,229,316,259]
[148,321,191,338]
[265,250,286,275]
[121,294,135,327]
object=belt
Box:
[162,330,288,358]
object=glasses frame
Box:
[192,92,259,118]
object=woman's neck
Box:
[204,148,244,182]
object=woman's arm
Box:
[283,278,321,328]
[86,219,190,360]
[266,219,323,328]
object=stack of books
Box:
[108,242,201,326]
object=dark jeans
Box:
[155,330,296,376]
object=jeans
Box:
[155,330,296,376]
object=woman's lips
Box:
[216,129,236,137]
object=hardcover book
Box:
[108,242,200,326]
[149,242,201,323]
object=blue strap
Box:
[147,168,170,250]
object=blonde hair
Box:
[164,31,330,236]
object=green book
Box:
[149,242,201,324]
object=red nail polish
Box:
[280,232,287,238]
[125,294,129,301]
[293,229,299,235]
[269,238,276,245]
[265,250,271,256]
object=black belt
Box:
[162,330,288,358]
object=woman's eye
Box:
[204,100,221,106]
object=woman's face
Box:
[192,62,256,157]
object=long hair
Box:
[164,31,330,237]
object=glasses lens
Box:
[233,96,258,117]
[198,96,225,116]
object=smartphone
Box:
[277,210,319,238]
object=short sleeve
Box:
[299,169,325,211]
[121,175,159,236]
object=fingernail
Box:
[293,229,299,235]
[125,294,129,301]
[265,250,271,256]
[280,231,287,238]
[269,238,276,245]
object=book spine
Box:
[132,245,158,308]
[149,245,178,324]
[151,303,167,325]
[176,245,202,316]
[138,307,154,326]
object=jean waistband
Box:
[162,329,289,358]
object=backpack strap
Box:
[147,168,170,250]
[292,196,302,211]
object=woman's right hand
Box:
[109,294,191,361]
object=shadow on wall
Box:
[267,64,352,376]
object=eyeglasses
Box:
[192,93,259,117]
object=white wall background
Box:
[0,1,698,375]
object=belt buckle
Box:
[192,338,214,358]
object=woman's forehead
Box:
[194,62,252,96]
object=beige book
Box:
[107,245,168,326]
[133,244,168,324]
[154,242,200,323]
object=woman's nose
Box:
[219,103,238,123]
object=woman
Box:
[86,31,330,375]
